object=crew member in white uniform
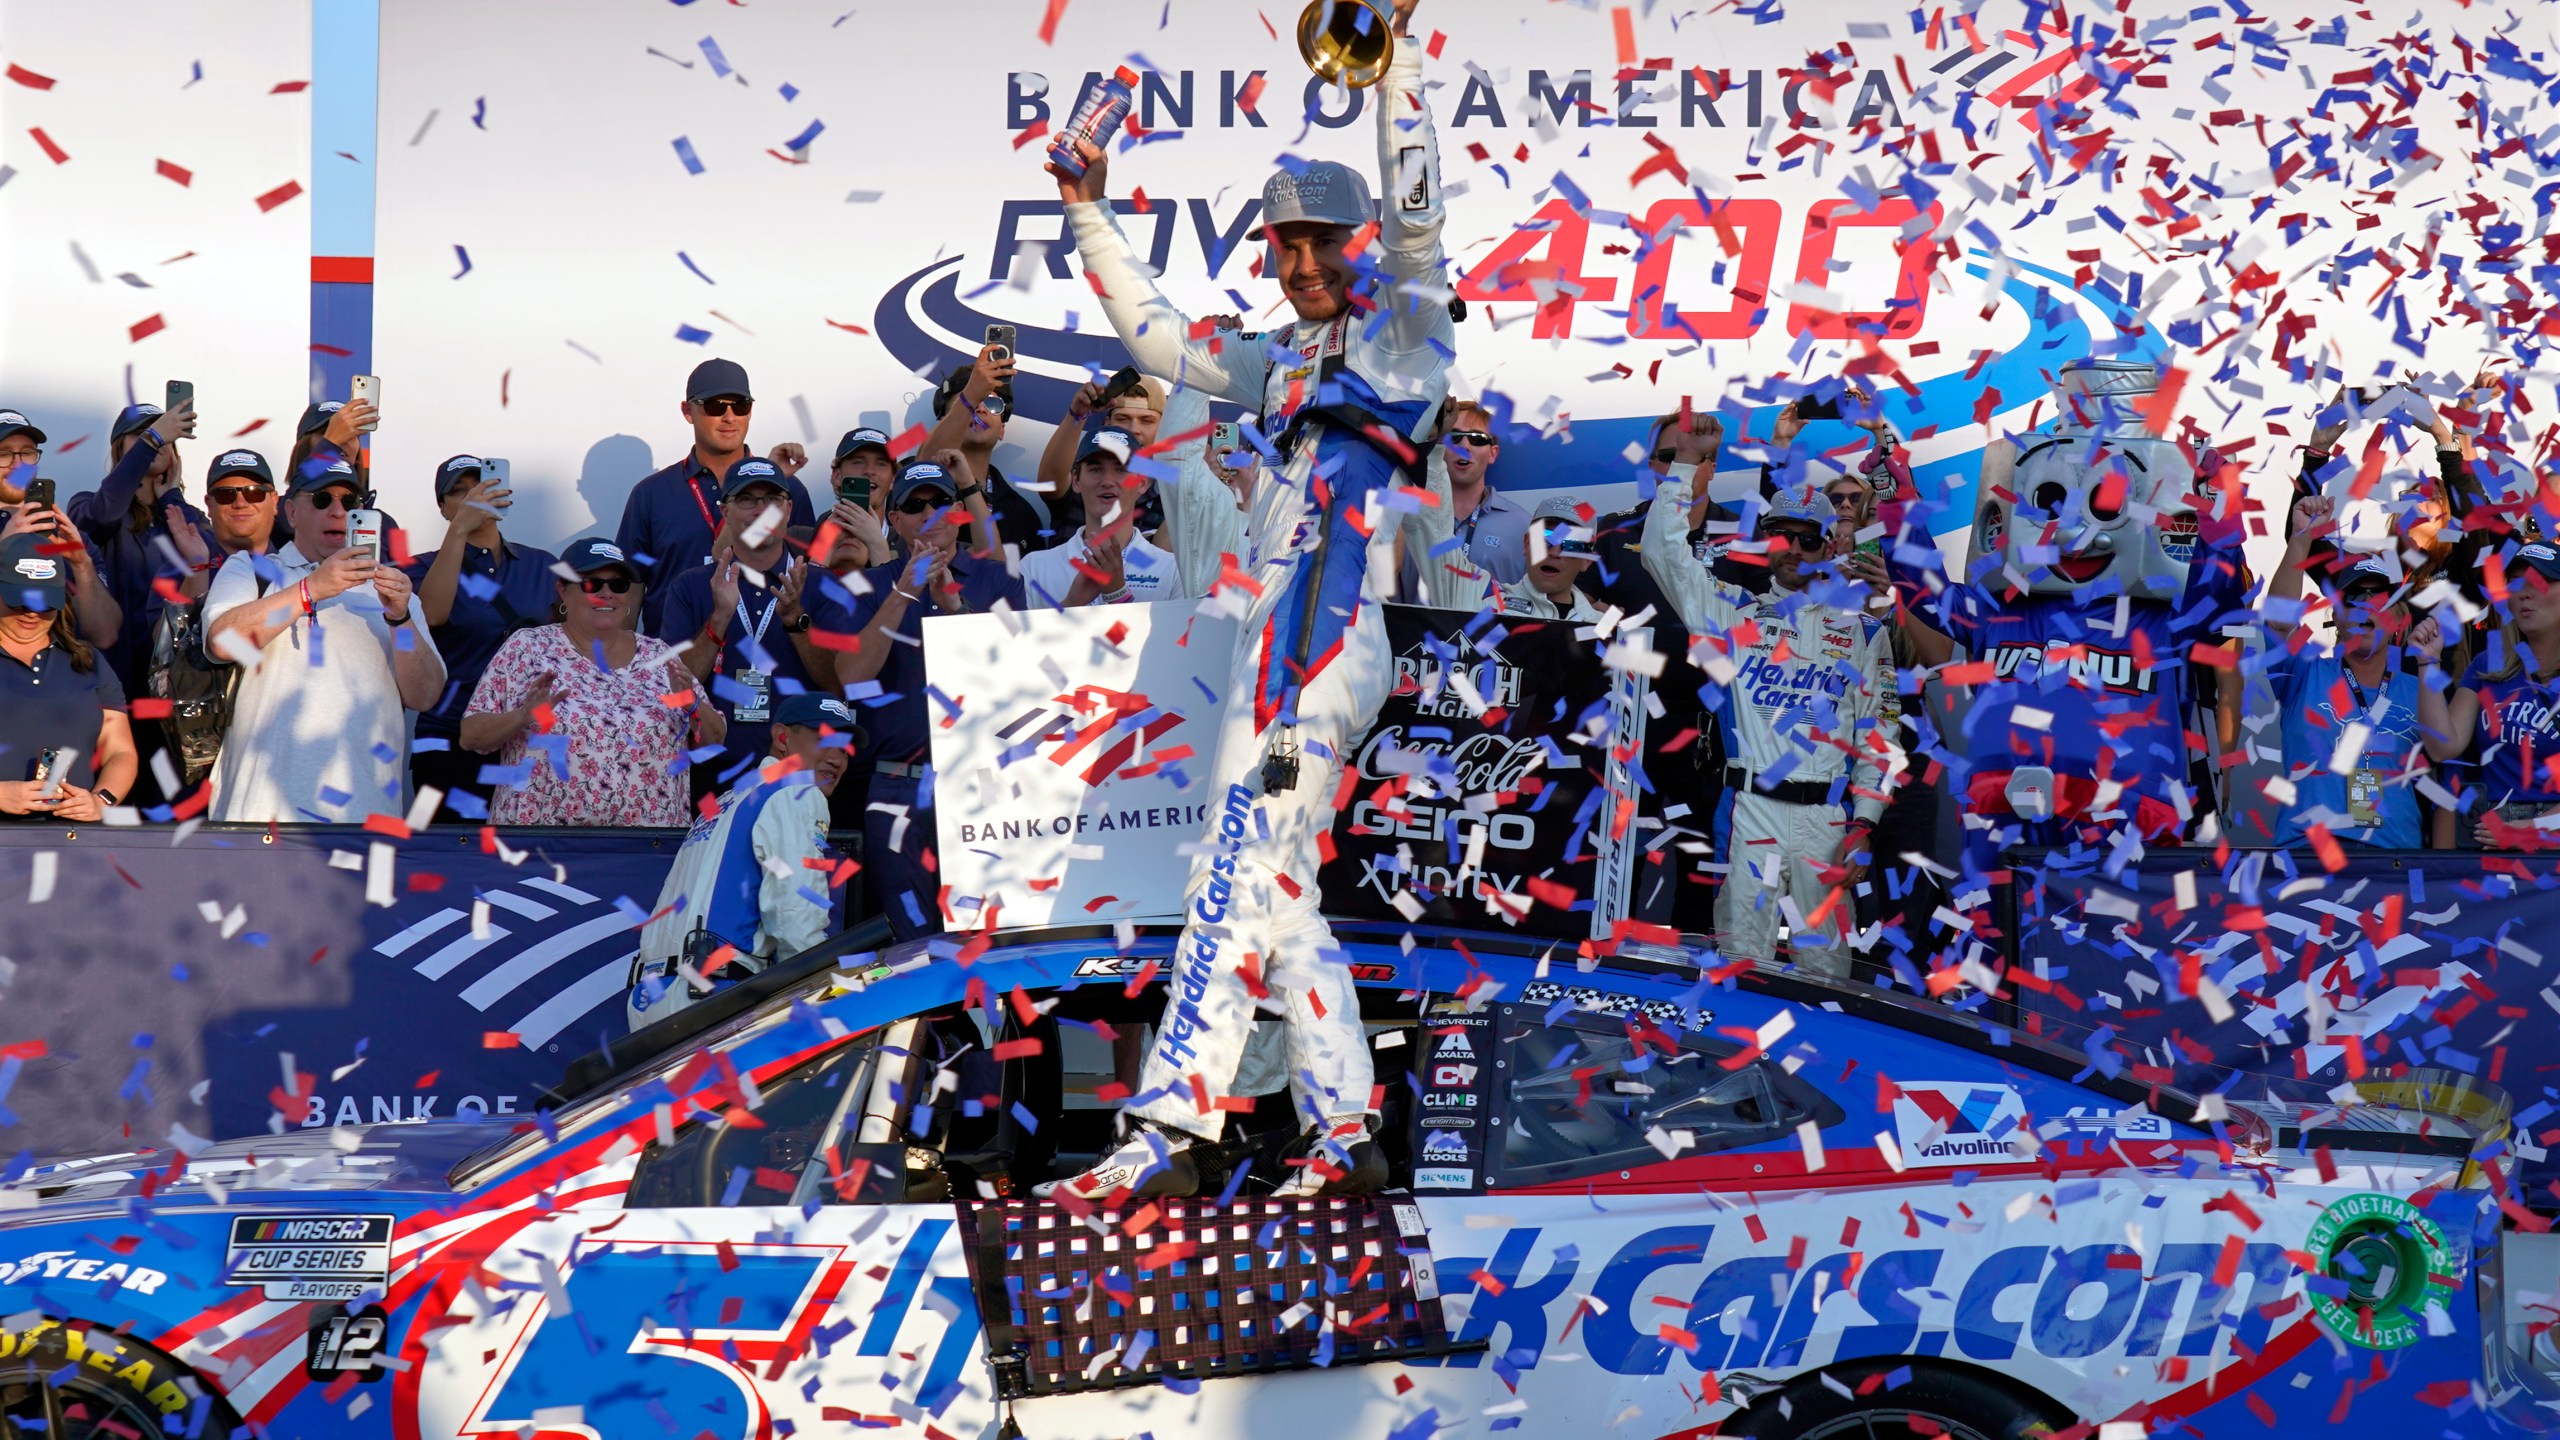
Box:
[1041,0,1445,1201]
[1643,479,1902,975]
[628,692,858,1028]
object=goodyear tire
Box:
[1726,1361,2069,1440]
[0,1317,233,1440]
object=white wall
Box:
[0,2,312,501]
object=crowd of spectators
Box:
[0,349,2537,984]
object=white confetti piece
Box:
[27,852,54,904]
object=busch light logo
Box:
[1892,1082,2033,1166]
[1394,639,1521,719]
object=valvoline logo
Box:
[875,189,2153,523]
[1892,1081,2032,1167]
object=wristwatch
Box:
[95,789,121,807]
[784,613,813,634]
[953,483,984,501]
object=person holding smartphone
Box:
[923,347,1056,552]
[0,531,138,822]
[63,396,221,701]
[404,455,560,821]
[816,428,895,574]
[616,359,817,633]
[198,456,446,824]
[0,410,124,653]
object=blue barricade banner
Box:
[2006,848,2554,1190]
[0,826,688,1164]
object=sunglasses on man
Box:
[208,484,275,506]
[897,492,953,515]
[1444,429,1495,448]
[302,488,375,513]
[694,397,752,418]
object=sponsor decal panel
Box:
[1891,1083,2034,1168]
[226,1214,394,1301]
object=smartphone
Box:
[165,379,194,412]
[21,477,54,513]
[1210,421,1242,458]
[31,747,69,800]
[1794,394,1842,422]
[480,457,511,488]
[1097,365,1145,409]
[345,507,384,563]
[983,324,1017,364]
[349,375,381,432]
[837,474,873,508]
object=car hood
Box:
[0,1122,512,1220]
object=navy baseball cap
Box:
[719,455,789,501]
[890,459,956,506]
[207,450,273,487]
[0,533,68,613]
[560,537,638,576]
[774,692,859,731]
[0,410,46,446]
[433,454,485,499]
[2518,542,2560,582]
[2335,555,2396,597]
[1074,428,1136,469]
[296,399,344,436]
[289,455,363,498]
[834,427,892,462]
[686,358,753,403]
[112,404,164,443]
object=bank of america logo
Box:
[993,685,1187,787]
[371,876,637,1050]
[1905,1085,2010,1135]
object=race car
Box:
[0,918,2548,1440]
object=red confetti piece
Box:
[28,128,69,164]
[481,1031,520,1049]
[271,80,310,93]
[416,1070,440,1087]
[8,64,56,90]
[407,872,444,892]
[1011,119,1050,151]
[1611,7,1637,65]
[824,318,870,334]
[254,179,304,212]
[156,159,192,186]
[1082,893,1119,912]
[1037,0,1069,44]
[128,314,166,343]
[0,1040,48,1062]
[128,697,173,720]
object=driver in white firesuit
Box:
[1644,476,1902,975]
[1038,0,1442,1201]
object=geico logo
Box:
[1438,1225,2309,1378]
[1351,801,1538,850]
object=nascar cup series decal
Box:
[2304,1192,2456,1350]
[225,1214,394,1301]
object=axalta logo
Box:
[1892,1082,2033,1167]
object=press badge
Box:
[2348,767,2382,828]
[734,669,773,724]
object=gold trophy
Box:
[1297,0,1395,88]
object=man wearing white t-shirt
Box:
[200,456,445,823]
[1018,428,1177,607]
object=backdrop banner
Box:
[2002,847,2555,1188]
[0,827,688,1163]
[1316,605,1620,943]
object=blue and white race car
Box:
[0,921,2546,1439]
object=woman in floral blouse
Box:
[460,537,723,827]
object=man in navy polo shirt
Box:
[618,359,818,633]
[657,456,849,802]
[839,456,1025,938]
[405,454,561,821]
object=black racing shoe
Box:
[1032,1122,1203,1202]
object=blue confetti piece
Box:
[470,96,487,130]
[675,323,714,345]
[318,785,351,807]
[452,244,472,279]
[369,742,400,764]
[412,737,449,753]
[720,1164,750,1206]
[671,136,706,175]
[781,118,824,153]
[778,81,799,101]
[677,251,717,285]
[444,788,489,819]
[697,36,734,77]
[614,895,652,925]
[476,763,531,786]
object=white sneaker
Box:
[1271,1117,1385,1197]
[1032,1123,1202,1202]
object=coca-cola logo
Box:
[1354,726,1550,794]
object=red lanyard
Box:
[683,460,717,535]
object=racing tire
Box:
[1721,1360,2071,1440]
[0,1316,235,1440]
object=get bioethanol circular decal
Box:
[2305,1192,2453,1350]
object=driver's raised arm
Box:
[1057,149,1267,409]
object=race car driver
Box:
[1645,477,1900,974]
[1040,0,1442,1201]
[627,692,858,1028]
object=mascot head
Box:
[1971,360,2200,601]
